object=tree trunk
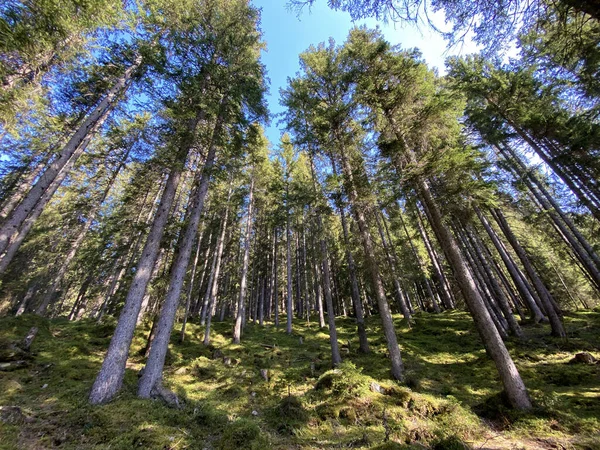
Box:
[0,57,141,261]
[179,223,205,343]
[418,178,531,410]
[138,106,222,398]
[88,105,198,404]
[233,176,255,344]
[203,194,232,345]
[414,208,455,309]
[490,208,566,338]
[338,145,404,381]
[339,204,369,353]
[285,185,294,335]
[476,207,546,323]
[374,211,412,319]
[273,228,279,327]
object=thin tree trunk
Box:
[374,211,412,319]
[203,193,232,345]
[339,203,369,353]
[476,207,546,323]
[36,144,132,315]
[138,105,223,398]
[338,145,404,381]
[179,222,205,343]
[0,57,141,260]
[285,184,294,335]
[88,104,200,404]
[414,207,455,309]
[0,155,49,221]
[233,176,255,344]
[273,228,279,327]
[489,208,566,337]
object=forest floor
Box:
[0,310,599,449]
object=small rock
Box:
[212,349,224,360]
[251,392,257,397]
[260,369,269,382]
[252,410,259,416]
[223,356,233,366]
[0,360,28,371]
[41,384,48,389]
[175,367,188,375]
[0,406,29,425]
[370,382,384,394]
[569,352,597,365]
[21,327,38,351]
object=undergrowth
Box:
[0,310,599,449]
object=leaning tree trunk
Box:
[338,144,404,381]
[88,111,199,405]
[417,178,531,410]
[36,143,132,316]
[0,112,109,275]
[413,208,455,309]
[0,56,142,260]
[138,109,222,398]
[476,207,546,323]
[489,208,566,338]
[0,154,50,221]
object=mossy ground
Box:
[0,310,599,449]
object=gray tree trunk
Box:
[490,208,566,337]
[203,193,232,345]
[339,204,369,353]
[476,207,546,323]
[233,176,255,344]
[339,146,404,381]
[88,106,200,404]
[0,57,141,260]
[418,178,531,410]
[285,184,294,335]
[138,109,222,397]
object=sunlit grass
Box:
[0,310,598,448]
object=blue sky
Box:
[251,0,478,145]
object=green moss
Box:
[218,418,268,450]
[314,360,370,398]
[0,311,598,449]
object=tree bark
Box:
[233,176,255,344]
[138,106,222,397]
[88,105,200,404]
[0,57,141,261]
[418,179,531,409]
[285,183,294,335]
[203,193,232,345]
[476,207,546,323]
[338,145,404,381]
[490,208,566,337]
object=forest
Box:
[0,0,599,448]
